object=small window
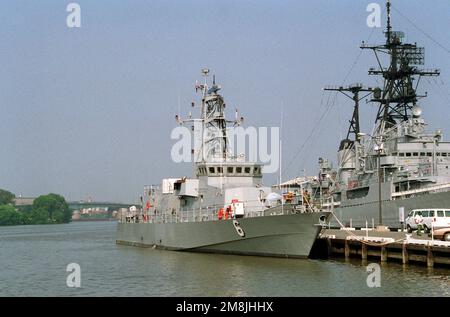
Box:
[429,210,435,217]
[437,152,441,156]
[437,210,444,217]
[254,167,260,174]
[406,153,411,157]
[427,153,432,157]
[420,152,426,157]
[443,153,448,157]
[236,167,242,173]
[217,167,223,173]
[413,152,419,157]
[209,167,215,174]
[227,167,234,174]
[421,210,429,217]
[446,210,450,217]
[399,153,405,157]
[245,167,251,174]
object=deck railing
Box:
[119,198,321,224]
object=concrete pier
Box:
[312,229,450,268]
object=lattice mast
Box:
[361,0,440,135]
[175,69,243,163]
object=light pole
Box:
[358,133,384,228]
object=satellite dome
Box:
[412,106,422,117]
[266,192,282,202]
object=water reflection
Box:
[0,221,448,296]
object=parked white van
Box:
[405,209,450,233]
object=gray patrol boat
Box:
[313,0,450,230]
[117,69,330,258]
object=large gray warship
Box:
[312,0,450,230]
[116,69,330,258]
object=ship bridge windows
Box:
[200,165,262,176]
[197,167,207,176]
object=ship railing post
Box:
[431,221,434,242]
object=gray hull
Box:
[116,212,327,258]
[335,190,450,229]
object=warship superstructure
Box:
[116,69,330,258]
[316,0,450,229]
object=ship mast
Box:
[176,69,243,164]
[324,84,373,144]
[361,0,440,136]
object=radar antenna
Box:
[360,0,440,134]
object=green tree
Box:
[29,208,50,224]
[0,205,22,226]
[0,189,15,205]
[16,205,34,224]
[32,193,71,224]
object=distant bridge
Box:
[68,201,138,210]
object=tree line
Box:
[0,189,72,226]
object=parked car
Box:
[405,209,450,233]
[432,227,450,241]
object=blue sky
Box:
[1,0,449,202]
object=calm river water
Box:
[0,221,448,296]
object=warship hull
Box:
[116,211,329,258]
[335,190,450,229]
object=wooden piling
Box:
[361,242,367,260]
[427,245,434,268]
[402,241,409,265]
[381,246,387,262]
[326,238,332,258]
[344,240,350,260]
